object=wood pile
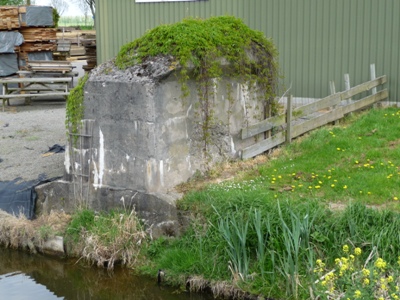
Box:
[81,36,96,71]
[0,6,53,30]
[20,42,56,52]
[0,6,21,30]
[0,5,57,75]
[19,28,56,42]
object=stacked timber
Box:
[0,5,56,75]
[19,28,57,41]
[0,6,21,30]
[0,6,53,30]
[81,35,96,71]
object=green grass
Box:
[139,107,400,299]
[59,16,94,28]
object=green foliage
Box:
[0,0,23,5]
[52,8,60,28]
[65,209,95,243]
[65,74,88,143]
[115,16,279,153]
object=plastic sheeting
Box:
[0,176,61,220]
[21,6,53,27]
[19,51,53,67]
[0,54,18,77]
[0,31,24,53]
[0,178,37,219]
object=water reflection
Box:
[0,248,213,300]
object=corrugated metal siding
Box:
[96,0,399,101]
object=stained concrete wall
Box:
[74,57,261,195]
[37,57,263,237]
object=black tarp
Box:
[0,176,62,220]
[0,178,37,219]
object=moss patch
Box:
[116,15,279,98]
[65,74,88,143]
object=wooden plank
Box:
[291,109,344,138]
[0,77,72,84]
[341,89,388,115]
[0,92,69,99]
[293,93,341,119]
[340,75,387,100]
[241,114,285,139]
[241,132,286,160]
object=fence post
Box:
[370,63,379,108]
[330,81,339,125]
[344,73,352,104]
[286,95,292,144]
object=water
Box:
[0,248,213,300]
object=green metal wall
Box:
[96,0,399,100]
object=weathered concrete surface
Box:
[37,55,262,236]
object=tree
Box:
[75,0,95,19]
[77,0,89,25]
[49,0,68,16]
[0,0,24,5]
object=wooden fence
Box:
[241,72,388,160]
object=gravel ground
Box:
[0,61,85,183]
[0,98,67,183]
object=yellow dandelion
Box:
[354,290,362,298]
[363,278,370,285]
[343,245,349,253]
[354,247,362,256]
[394,197,398,201]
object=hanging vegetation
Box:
[65,74,88,143]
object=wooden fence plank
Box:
[241,114,285,139]
[241,132,286,159]
[239,73,388,160]
[341,89,388,115]
[341,75,386,100]
[292,109,344,138]
[293,93,341,119]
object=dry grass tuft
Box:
[211,280,247,299]
[80,209,147,270]
[186,275,209,293]
[0,210,71,253]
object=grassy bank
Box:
[137,107,400,299]
[1,107,400,299]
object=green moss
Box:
[116,16,280,154]
[65,74,88,143]
[116,16,278,94]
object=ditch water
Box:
[0,247,213,300]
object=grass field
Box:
[59,16,94,28]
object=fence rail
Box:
[241,71,388,160]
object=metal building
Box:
[96,0,399,101]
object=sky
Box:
[33,0,84,16]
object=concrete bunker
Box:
[36,16,279,237]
